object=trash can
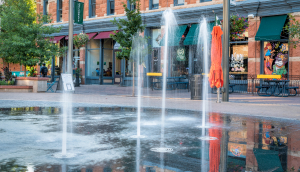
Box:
[75,73,80,87]
[190,74,203,100]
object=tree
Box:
[0,0,65,74]
[284,14,300,49]
[110,0,147,96]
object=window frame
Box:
[89,0,96,18]
[200,0,212,2]
[43,0,49,16]
[174,0,184,6]
[56,0,62,22]
[107,0,115,15]
[127,0,136,11]
[149,0,159,10]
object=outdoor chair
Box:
[47,79,58,93]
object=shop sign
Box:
[176,48,186,61]
[74,1,84,24]
[152,29,162,47]
[61,74,75,91]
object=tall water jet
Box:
[54,90,75,159]
[160,8,177,149]
[196,17,211,172]
[130,33,147,139]
[197,17,210,128]
[135,137,140,172]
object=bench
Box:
[285,86,299,96]
[153,82,176,90]
[175,82,189,89]
[255,85,272,96]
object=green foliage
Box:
[26,66,37,77]
[74,33,89,48]
[0,0,66,68]
[284,14,300,49]
[110,0,146,60]
[2,67,13,81]
[0,80,15,85]
[230,15,249,40]
[75,68,82,75]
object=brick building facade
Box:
[1,0,300,87]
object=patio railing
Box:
[228,74,300,96]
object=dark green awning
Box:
[253,148,283,172]
[183,22,215,45]
[160,25,187,46]
[255,15,287,41]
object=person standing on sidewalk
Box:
[40,63,48,77]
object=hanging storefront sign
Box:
[74,1,84,24]
[176,47,186,61]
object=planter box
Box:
[0,85,33,92]
[15,77,49,93]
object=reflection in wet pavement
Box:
[0,107,300,172]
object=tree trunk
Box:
[132,61,135,97]
[24,65,27,77]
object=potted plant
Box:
[73,68,82,86]
[230,15,249,40]
[26,66,38,77]
[73,33,89,48]
[0,67,16,85]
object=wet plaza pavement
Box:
[1,106,300,172]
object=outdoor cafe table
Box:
[264,80,290,97]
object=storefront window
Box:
[87,38,100,49]
[171,46,189,77]
[263,41,288,79]
[152,48,160,73]
[230,43,248,73]
[87,49,100,77]
[103,49,113,77]
[229,28,249,80]
[115,52,121,76]
[125,60,133,77]
[102,39,113,77]
[152,29,162,73]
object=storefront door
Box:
[114,50,121,84]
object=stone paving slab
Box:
[0,85,299,120]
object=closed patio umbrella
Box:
[209,26,223,102]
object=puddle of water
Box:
[0,107,299,172]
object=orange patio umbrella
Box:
[209,113,222,172]
[209,26,224,89]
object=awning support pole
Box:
[222,0,230,102]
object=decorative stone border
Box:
[0,85,33,93]
[15,77,49,93]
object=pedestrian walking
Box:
[40,63,48,77]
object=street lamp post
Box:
[67,0,74,75]
[222,0,230,102]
